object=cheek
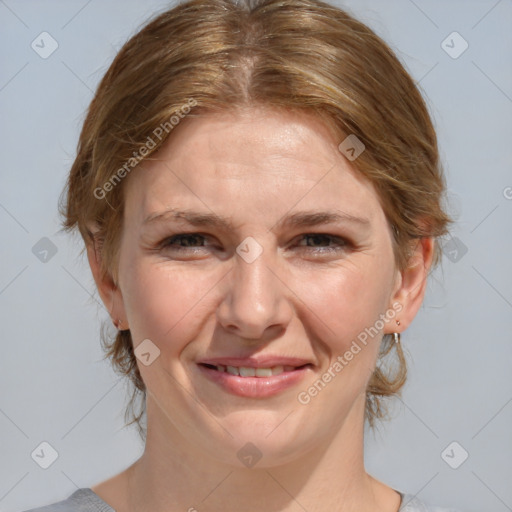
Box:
[292,265,391,419]
[291,260,392,355]
[122,258,220,352]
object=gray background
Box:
[0,0,511,511]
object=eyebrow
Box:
[142,208,370,231]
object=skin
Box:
[87,107,433,512]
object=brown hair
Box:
[59,0,453,436]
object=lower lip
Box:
[197,364,311,398]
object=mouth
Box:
[199,362,311,377]
[196,358,313,398]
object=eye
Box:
[295,233,349,253]
[159,233,213,252]
[156,232,350,258]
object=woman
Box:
[25,0,460,510]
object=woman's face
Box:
[101,107,426,467]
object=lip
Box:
[197,356,312,368]
[196,356,313,399]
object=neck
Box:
[110,394,399,512]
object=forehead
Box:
[123,107,384,228]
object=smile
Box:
[200,363,304,377]
[197,359,313,398]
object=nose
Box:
[216,249,293,341]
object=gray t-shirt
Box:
[22,488,462,511]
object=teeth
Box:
[226,365,238,375]
[239,367,256,377]
[272,365,284,375]
[211,364,291,377]
[255,368,272,377]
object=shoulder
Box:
[399,493,463,512]
[21,488,114,512]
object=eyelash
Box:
[158,232,350,255]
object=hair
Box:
[59,0,453,437]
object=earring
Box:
[393,320,401,344]
[113,318,121,330]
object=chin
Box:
[194,409,321,469]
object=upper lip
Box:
[197,356,313,368]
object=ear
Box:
[85,224,128,330]
[385,237,435,334]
